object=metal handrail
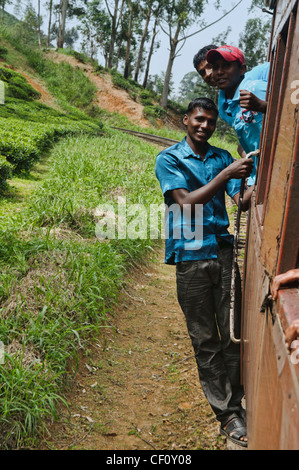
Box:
[230,150,260,344]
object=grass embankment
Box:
[0,130,164,449]
[0,129,238,449]
[0,45,102,189]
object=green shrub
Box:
[0,66,13,81]
[143,105,166,119]
[72,51,86,63]
[57,48,90,65]
[112,72,131,92]
[167,99,185,116]
[0,46,8,60]
[139,89,152,100]
[23,49,46,75]
[94,64,107,73]
[0,115,102,173]
[141,97,153,106]
[0,154,12,190]
[111,71,142,96]
[0,92,103,177]
[0,66,41,101]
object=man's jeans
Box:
[176,241,244,426]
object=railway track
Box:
[111,126,180,148]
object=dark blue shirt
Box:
[218,63,270,185]
[155,138,241,264]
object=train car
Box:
[241,0,299,450]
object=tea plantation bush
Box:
[0,66,41,100]
[0,66,103,182]
[0,155,12,190]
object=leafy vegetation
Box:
[0,61,102,181]
[0,65,41,100]
[0,129,163,449]
[0,154,12,190]
[0,45,8,60]
[0,14,240,449]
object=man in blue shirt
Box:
[206,45,268,184]
[193,45,269,114]
[155,97,253,447]
[193,45,269,166]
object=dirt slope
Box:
[45,51,151,127]
[12,50,182,129]
[20,70,61,110]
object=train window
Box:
[256,3,299,274]
[276,116,299,273]
[256,14,294,207]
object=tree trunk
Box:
[104,51,109,68]
[134,6,151,83]
[1,2,5,24]
[108,0,118,69]
[46,0,53,48]
[160,26,180,108]
[142,16,158,89]
[37,0,42,49]
[57,0,68,49]
[123,0,133,79]
[91,38,94,66]
[107,0,124,70]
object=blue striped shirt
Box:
[218,65,269,185]
[155,138,241,264]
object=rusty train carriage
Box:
[241,0,299,450]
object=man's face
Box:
[183,107,217,146]
[196,59,216,86]
[211,58,245,92]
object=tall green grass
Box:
[0,130,163,449]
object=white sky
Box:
[6,0,270,95]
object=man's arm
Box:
[271,269,299,351]
[170,158,253,209]
[239,89,267,114]
[285,320,299,351]
[271,269,299,300]
[237,143,246,158]
[232,184,254,212]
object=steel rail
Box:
[230,149,260,344]
[110,126,180,148]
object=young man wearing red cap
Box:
[194,44,269,91]
[206,45,268,185]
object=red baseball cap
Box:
[206,45,245,65]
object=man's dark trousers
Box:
[176,240,243,426]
